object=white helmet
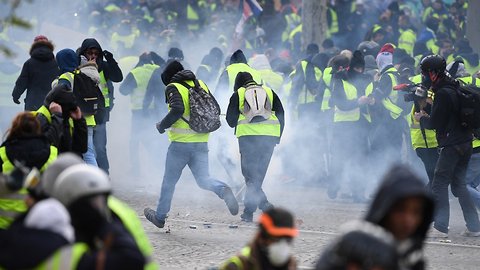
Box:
[40,153,84,196]
[52,164,111,207]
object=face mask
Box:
[267,239,293,267]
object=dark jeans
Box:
[239,136,276,214]
[155,142,228,220]
[432,141,480,233]
[94,123,109,174]
[416,148,439,189]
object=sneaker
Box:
[222,187,239,215]
[428,227,448,238]
[259,201,274,212]
[144,208,165,228]
[461,229,480,237]
[240,212,253,222]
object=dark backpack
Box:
[452,82,480,137]
[179,79,221,133]
[72,71,104,115]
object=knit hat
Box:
[376,43,394,71]
[350,50,365,70]
[306,43,320,56]
[259,207,298,238]
[34,35,48,42]
[44,84,76,108]
[161,60,184,85]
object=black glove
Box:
[6,166,28,191]
[13,97,20,104]
[156,122,165,134]
[103,50,114,61]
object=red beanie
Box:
[379,43,395,55]
[34,35,48,42]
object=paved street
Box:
[113,175,480,270]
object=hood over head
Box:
[230,49,248,65]
[56,49,79,73]
[365,164,434,241]
[79,38,103,66]
[161,60,185,85]
[29,40,54,61]
[234,72,256,92]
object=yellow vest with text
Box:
[0,145,57,229]
[333,80,360,122]
[167,80,210,143]
[129,64,159,110]
[236,85,280,138]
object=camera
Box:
[394,83,428,102]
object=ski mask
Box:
[267,239,293,266]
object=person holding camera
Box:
[414,55,480,237]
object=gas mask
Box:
[267,239,293,267]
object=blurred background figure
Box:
[221,207,298,270]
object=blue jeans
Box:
[83,126,98,166]
[155,142,228,220]
[94,123,109,174]
[466,152,480,210]
[432,142,480,233]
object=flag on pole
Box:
[235,0,263,35]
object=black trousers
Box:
[239,136,276,214]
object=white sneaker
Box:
[461,229,480,237]
[428,227,448,238]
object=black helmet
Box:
[420,55,446,74]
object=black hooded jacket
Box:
[365,166,434,270]
[78,38,123,123]
[0,136,53,173]
[157,70,198,131]
[12,41,59,111]
[420,76,473,147]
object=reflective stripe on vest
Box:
[226,63,263,91]
[383,69,403,119]
[409,104,438,149]
[236,85,280,138]
[34,243,89,270]
[130,64,159,110]
[108,196,158,270]
[187,4,200,31]
[321,67,333,111]
[0,188,28,229]
[167,81,210,143]
[334,80,360,122]
[99,71,110,107]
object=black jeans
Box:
[416,148,439,189]
[432,141,480,233]
[239,136,276,214]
